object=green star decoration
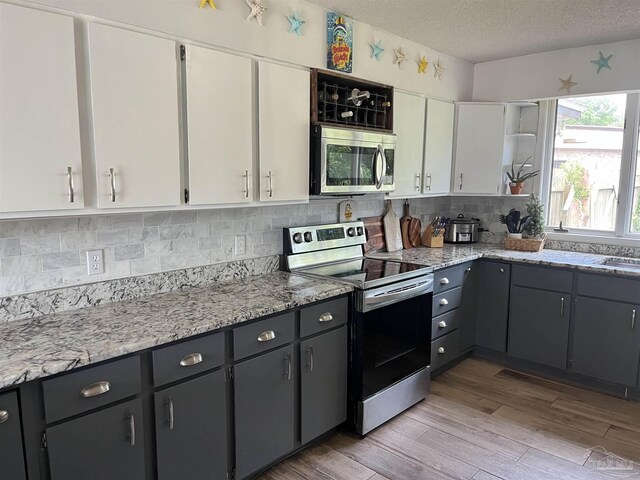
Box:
[370,40,384,61]
[286,11,305,36]
[591,51,613,73]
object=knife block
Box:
[421,225,444,248]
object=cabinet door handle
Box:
[284,353,292,380]
[307,346,314,372]
[257,330,276,342]
[438,321,447,328]
[438,347,446,354]
[632,309,636,330]
[0,410,8,424]
[318,312,334,323]
[179,352,203,367]
[267,171,273,198]
[560,298,565,317]
[415,173,421,191]
[243,170,250,198]
[128,414,136,447]
[459,173,463,191]
[440,278,450,285]
[67,166,75,203]
[465,267,472,273]
[109,168,116,203]
[439,298,449,306]
[499,268,505,273]
[165,399,174,431]
[80,381,111,398]
[426,173,432,191]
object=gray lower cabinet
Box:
[154,370,228,480]
[509,286,571,369]
[234,344,295,479]
[457,262,477,352]
[46,398,145,480]
[476,261,511,352]
[572,296,640,386]
[300,325,348,444]
[0,391,27,480]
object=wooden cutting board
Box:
[408,217,422,247]
[362,216,386,253]
[383,200,403,252]
[400,200,413,249]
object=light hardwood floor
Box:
[260,358,640,479]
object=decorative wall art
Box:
[558,74,578,94]
[417,56,428,74]
[591,51,613,73]
[433,59,445,80]
[393,47,407,67]
[286,11,305,35]
[327,13,353,73]
[199,0,216,9]
[370,39,384,61]
[246,0,266,26]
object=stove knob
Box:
[347,227,356,237]
[304,231,313,242]
[356,226,364,236]
[293,233,303,244]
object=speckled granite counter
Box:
[0,272,352,390]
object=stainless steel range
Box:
[283,221,434,435]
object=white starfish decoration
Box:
[246,0,267,26]
[433,60,445,80]
[394,47,407,67]
[558,74,578,94]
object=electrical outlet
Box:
[234,235,246,256]
[86,249,104,275]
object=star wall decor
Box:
[417,56,428,74]
[433,59,445,80]
[286,11,305,35]
[199,0,216,9]
[246,0,267,26]
[558,74,578,94]
[370,40,384,61]
[591,51,613,73]
[394,47,407,67]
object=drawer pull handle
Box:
[165,399,174,431]
[128,414,136,447]
[180,353,203,367]
[632,309,636,330]
[439,298,449,306]
[438,321,447,328]
[81,381,111,398]
[319,313,334,323]
[499,268,505,273]
[438,347,446,354]
[440,278,450,285]
[0,410,8,424]
[257,330,276,342]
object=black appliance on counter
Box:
[283,221,433,435]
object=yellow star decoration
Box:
[558,74,578,94]
[199,0,216,9]
[418,56,428,74]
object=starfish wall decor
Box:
[591,51,613,73]
[199,0,216,9]
[286,11,305,35]
[246,0,267,26]
[394,47,407,67]
[433,60,445,80]
[418,56,428,74]
[370,40,384,61]
[559,74,578,94]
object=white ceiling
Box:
[304,0,640,63]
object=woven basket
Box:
[503,235,545,252]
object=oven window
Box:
[326,145,377,186]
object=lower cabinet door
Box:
[47,398,145,480]
[234,344,295,479]
[300,326,348,444]
[155,370,228,480]
[509,286,570,369]
[572,296,640,386]
[476,261,511,352]
[0,391,27,480]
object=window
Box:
[543,93,640,240]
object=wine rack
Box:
[311,69,393,131]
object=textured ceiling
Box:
[304,0,640,63]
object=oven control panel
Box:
[284,221,366,254]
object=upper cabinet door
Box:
[258,62,309,203]
[0,4,83,213]
[390,92,426,198]
[453,104,505,194]
[88,23,181,208]
[423,99,454,195]
[185,46,253,205]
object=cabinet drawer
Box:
[577,273,640,304]
[300,297,348,338]
[153,332,225,387]
[512,264,573,293]
[233,312,295,361]
[431,309,459,340]
[431,330,459,371]
[434,262,473,295]
[432,287,462,316]
[43,356,141,424]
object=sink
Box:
[602,257,640,269]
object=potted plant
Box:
[524,193,545,238]
[499,208,532,239]
[506,157,539,195]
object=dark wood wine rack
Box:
[310,69,393,132]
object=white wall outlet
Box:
[86,249,104,275]
[234,235,246,256]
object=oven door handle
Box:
[374,144,384,190]
[365,281,432,308]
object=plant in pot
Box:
[524,193,545,238]
[499,208,532,239]
[506,157,539,195]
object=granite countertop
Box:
[0,272,353,390]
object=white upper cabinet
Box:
[0,4,83,213]
[423,99,454,195]
[390,92,426,198]
[185,46,253,205]
[258,61,309,203]
[453,103,505,194]
[87,23,181,208]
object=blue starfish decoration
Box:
[370,40,384,61]
[286,11,305,36]
[591,51,613,73]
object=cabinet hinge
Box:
[41,432,47,450]
[184,188,190,203]
[231,466,236,480]
[180,45,186,61]
[227,366,234,381]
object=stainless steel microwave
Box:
[310,125,396,195]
